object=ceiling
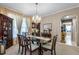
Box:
[0,3,79,17]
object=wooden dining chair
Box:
[17,35,39,55]
[25,37,39,55]
[21,35,30,55]
[42,35,58,55]
[17,34,29,54]
[17,34,22,53]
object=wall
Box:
[41,7,79,46]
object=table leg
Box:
[38,43,43,55]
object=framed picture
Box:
[43,23,52,30]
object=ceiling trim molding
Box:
[0,5,29,17]
[43,5,79,18]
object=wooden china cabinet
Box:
[0,14,13,49]
[32,22,40,36]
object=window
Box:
[20,17,28,34]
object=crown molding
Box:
[43,5,79,18]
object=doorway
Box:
[61,19,73,46]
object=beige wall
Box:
[41,7,79,46]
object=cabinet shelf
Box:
[32,22,40,36]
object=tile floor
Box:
[5,42,79,55]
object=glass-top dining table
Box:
[27,35,51,55]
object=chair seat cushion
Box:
[42,42,52,50]
[28,44,39,51]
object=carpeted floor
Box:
[5,42,79,55]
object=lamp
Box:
[32,3,41,23]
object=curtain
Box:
[16,15,23,34]
[26,17,31,33]
[20,17,29,34]
[25,18,29,32]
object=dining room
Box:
[0,3,79,55]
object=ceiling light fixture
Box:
[32,3,41,23]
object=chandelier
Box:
[32,3,41,23]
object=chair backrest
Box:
[22,32,28,37]
[17,34,22,45]
[51,35,58,50]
